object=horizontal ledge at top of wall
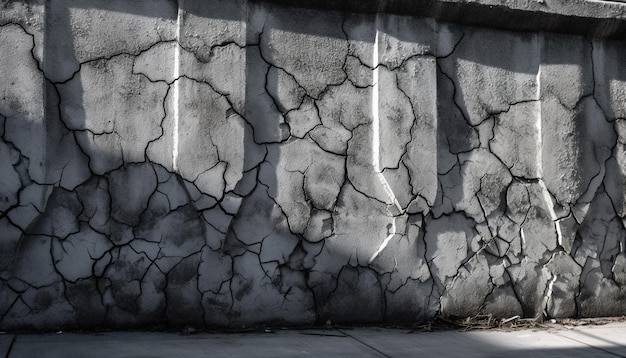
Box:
[251,0,626,38]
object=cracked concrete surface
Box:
[1,0,626,330]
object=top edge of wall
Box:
[251,0,626,38]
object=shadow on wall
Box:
[433,28,626,319]
[1,0,626,330]
[432,29,548,318]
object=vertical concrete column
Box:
[540,35,606,230]
[564,38,626,317]
[375,14,438,214]
[1,1,46,184]
[138,0,252,326]
[370,13,439,321]
[224,1,345,325]
[6,0,179,328]
[295,11,441,323]
[49,0,176,176]
[537,34,611,318]
[434,26,543,317]
[0,0,46,323]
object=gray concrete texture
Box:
[1,0,626,329]
[1,323,626,357]
[258,0,626,38]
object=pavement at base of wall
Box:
[1,321,625,358]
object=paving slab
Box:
[8,330,382,358]
[554,323,626,357]
[341,327,622,357]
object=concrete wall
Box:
[1,0,626,329]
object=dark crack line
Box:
[306,129,348,157]
[255,30,308,97]
[4,334,16,358]
[436,62,475,130]
[337,329,390,358]
[50,39,177,85]
[568,152,611,214]
[143,84,173,162]
[380,52,435,73]
[587,39,614,123]
[264,64,307,117]
[502,261,526,315]
[180,40,246,65]
[558,333,626,358]
[436,31,465,60]
[173,72,276,147]
[256,25,352,102]
[1,22,43,73]
[421,216,445,297]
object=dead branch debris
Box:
[430,314,626,332]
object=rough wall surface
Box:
[1,0,626,329]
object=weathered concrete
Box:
[257,0,626,38]
[1,0,626,329]
[5,323,626,357]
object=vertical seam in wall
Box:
[372,14,380,173]
[42,0,49,186]
[536,32,542,180]
[536,33,563,249]
[173,0,183,172]
[369,13,402,264]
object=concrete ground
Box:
[1,322,624,357]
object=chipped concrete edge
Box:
[252,0,626,38]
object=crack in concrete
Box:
[2,2,626,329]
